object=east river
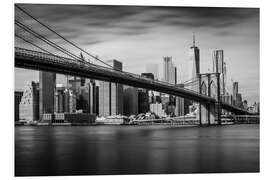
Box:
[15,124,259,176]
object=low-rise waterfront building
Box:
[150,103,165,117]
[39,112,96,125]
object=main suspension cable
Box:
[15,4,114,68]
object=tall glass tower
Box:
[187,33,200,93]
[212,50,226,95]
[188,33,200,81]
[98,59,123,117]
[39,71,56,121]
[163,56,177,85]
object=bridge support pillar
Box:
[199,103,216,125]
[216,103,221,125]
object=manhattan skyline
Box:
[15,4,259,104]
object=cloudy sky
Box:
[15,4,259,104]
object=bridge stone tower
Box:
[198,73,221,125]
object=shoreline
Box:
[15,122,259,127]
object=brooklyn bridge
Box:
[14,4,254,126]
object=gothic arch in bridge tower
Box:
[199,76,218,125]
[209,80,217,99]
[200,81,207,95]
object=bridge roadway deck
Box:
[14,47,249,114]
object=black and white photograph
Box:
[12,1,260,177]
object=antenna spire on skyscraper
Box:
[193,32,196,47]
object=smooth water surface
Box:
[15,124,259,176]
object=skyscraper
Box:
[188,33,200,81]
[19,81,39,121]
[223,62,227,94]
[233,82,239,104]
[174,66,177,84]
[212,50,226,95]
[69,90,76,113]
[98,59,123,116]
[123,86,138,116]
[89,80,98,114]
[232,81,242,108]
[138,89,149,114]
[54,85,64,113]
[163,58,177,114]
[95,86,99,115]
[68,78,97,114]
[141,73,154,80]
[243,100,248,110]
[54,84,72,113]
[15,91,23,122]
[69,78,81,97]
[213,50,224,73]
[77,86,89,113]
[163,56,177,84]
[79,52,86,87]
[236,93,243,108]
[141,72,156,104]
[39,71,56,121]
[146,64,159,80]
[175,84,185,116]
[137,73,154,114]
[98,81,110,116]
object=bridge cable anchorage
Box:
[15,20,82,61]
[15,4,114,69]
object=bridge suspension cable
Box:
[182,77,199,85]
[15,33,55,56]
[15,4,114,69]
[15,20,82,61]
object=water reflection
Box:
[15,125,259,176]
